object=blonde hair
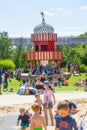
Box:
[31,103,40,112]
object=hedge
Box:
[0,59,15,69]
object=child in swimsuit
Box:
[30,103,47,130]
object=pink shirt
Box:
[44,89,53,103]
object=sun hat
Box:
[44,80,50,86]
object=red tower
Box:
[26,12,62,62]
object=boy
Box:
[64,100,79,114]
[55,101,78,130]
[17,107,30,129]
[30,103,47,130]
[34,93,43,114]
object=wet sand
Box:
[0,92,87,130]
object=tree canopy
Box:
[0,31,87,69]
[0,31,12,59]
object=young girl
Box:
[43,80,56,126]
[30,103,47,130]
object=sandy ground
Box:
[0,92,87,130]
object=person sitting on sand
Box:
[64,100,79,114]
[17,107,30,129]
[30,103,47,130]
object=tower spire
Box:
[41,11,45,24]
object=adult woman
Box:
[43,80,56,126]
[35,77,44,93]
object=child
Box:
[43,80,56,126]
[64,100,79,114]
[25,108,32,117]
[55,110,59,119]
[34,93,43,114]
[30,103,47,130]
[55,101,78,130]
[17,107,30,129]
[78,111,87,130]
[63,78,69,86]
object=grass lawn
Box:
[55,73,86,92]
[1,73,86,93]
[1,78,21,94]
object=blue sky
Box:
[0,0,87,37]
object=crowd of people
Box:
[16,80,87,130]
[28,64,61,75]
[17,71,70,95]
[67,62,80,74]
[15,63,87,130]
[0,62,87,94]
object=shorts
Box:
[33,128,43,130]
[43,101,53,109]
[20,122,29,127]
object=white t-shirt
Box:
[78,116,87,130]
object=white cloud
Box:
[50,7,72,16]
[80,6,87,10]
[50,7,63,12]
[43,10,55,16]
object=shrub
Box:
[0,59,15,69]
[80,64,87,73]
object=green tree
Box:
[79,32,87,37]
[20,45,33,68]
[12,45,23,68]
[11,44,33,68]
[0,32,12,59]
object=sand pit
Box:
[0,98,87,122]
[0,92,87,130]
